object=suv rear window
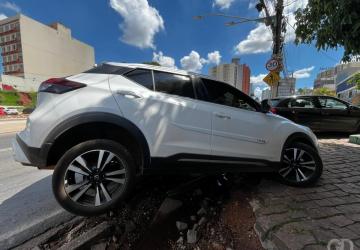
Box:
[124,69,154,90]
[154,71,195,98]
[84,64,131,75]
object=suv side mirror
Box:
[261,100,271,113]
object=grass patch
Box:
[0,91,19,106]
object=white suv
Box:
[12,63,323,216]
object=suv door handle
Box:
[116,90,142,99]
[214,112,231,119]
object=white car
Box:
[4,107,19,115]
[12,63,323,216]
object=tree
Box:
[313,87,336,97]
[349,72,360,90]
[295,0,360,61]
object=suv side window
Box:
[288,97,316,108]
[124,69,154,90]
[318,97,348,110]
[200,78,258,111]
[154,71,195,98]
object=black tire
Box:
[52,139,135,216]
[278,142,323,187]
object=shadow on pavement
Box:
[0,175,73,250]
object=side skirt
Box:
[144,154,281,175]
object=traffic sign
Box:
[263,71,280,86]
[265,59,280,71]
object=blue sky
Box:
[0,0,344,90]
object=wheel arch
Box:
[283,132,317,152]
[44,112,150,173]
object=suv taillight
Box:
[39,78,86,94]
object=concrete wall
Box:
[19,15,95,86]
[0,74,36,92]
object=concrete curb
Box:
[58,222,113,250]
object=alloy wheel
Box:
[279,147,317,183]
[63,149,126,207]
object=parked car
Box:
[4,107,19,115]
[12,63,323,216]
[0,107,5,116]
[22,107,35,114]
[266,95,360,133]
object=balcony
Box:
[2,58,22,66]
[0,26,20,36]
[1,48,21,56]
[0,37,20,46]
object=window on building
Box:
[200,78,258,111]
[124,69,154,90]
[154,71,195,98]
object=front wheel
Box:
[52,139,135,216]
[278,142,323,187]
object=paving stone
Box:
[346,223,360,235]
[329,215,354,227]
[333,227,359,240]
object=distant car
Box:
[266,95,360,133]
[4,107,19,115]
[0,107,5,116]
[22,107,35,114]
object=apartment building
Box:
[0,14,95,91]
[209,58,251,94]
[313,68,336,90]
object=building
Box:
[261,88,271,100]
[209,58,250,94]
[0,14,95,92]
[272,77,296,97]
[335,58,360,104]
[313,68,335,90]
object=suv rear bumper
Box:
[12,134,51,167]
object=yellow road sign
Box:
[263,71,280,86]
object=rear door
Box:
[287,97,322,131]
[109,69,212,158]
[317,96,355,132]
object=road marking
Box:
[0,148,12,153]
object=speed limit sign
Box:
[266,59,280,71]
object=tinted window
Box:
[125,69,153,90]
[288,97,316,108]
[154,71,195,98]
[200,78,257,111]
[84,64,131,75]
[318,97,347,109]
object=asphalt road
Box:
[0,131,73,249]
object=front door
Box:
[198,78,271,160]
[317,96,355,132]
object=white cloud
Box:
[180,51,205,72]
[293,66,315,79]
[250,73,268,84]
[235,0,308,54]
[207,50,221,65]
[213,0,235,9]
[180,50,222,72]
[109,0,164,49]
[152,51,176,68]
[0,14,7,20]
[0,2,21,13]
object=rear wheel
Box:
[278,142,323,186]
[52,139,135,216]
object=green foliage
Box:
[349,72,360,90]
[295,0,360,61]
[142,61,161,66]
[0,91,19,106]
[313,87,336,97]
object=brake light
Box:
[270,107,277,114]
[39,78,86,94]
